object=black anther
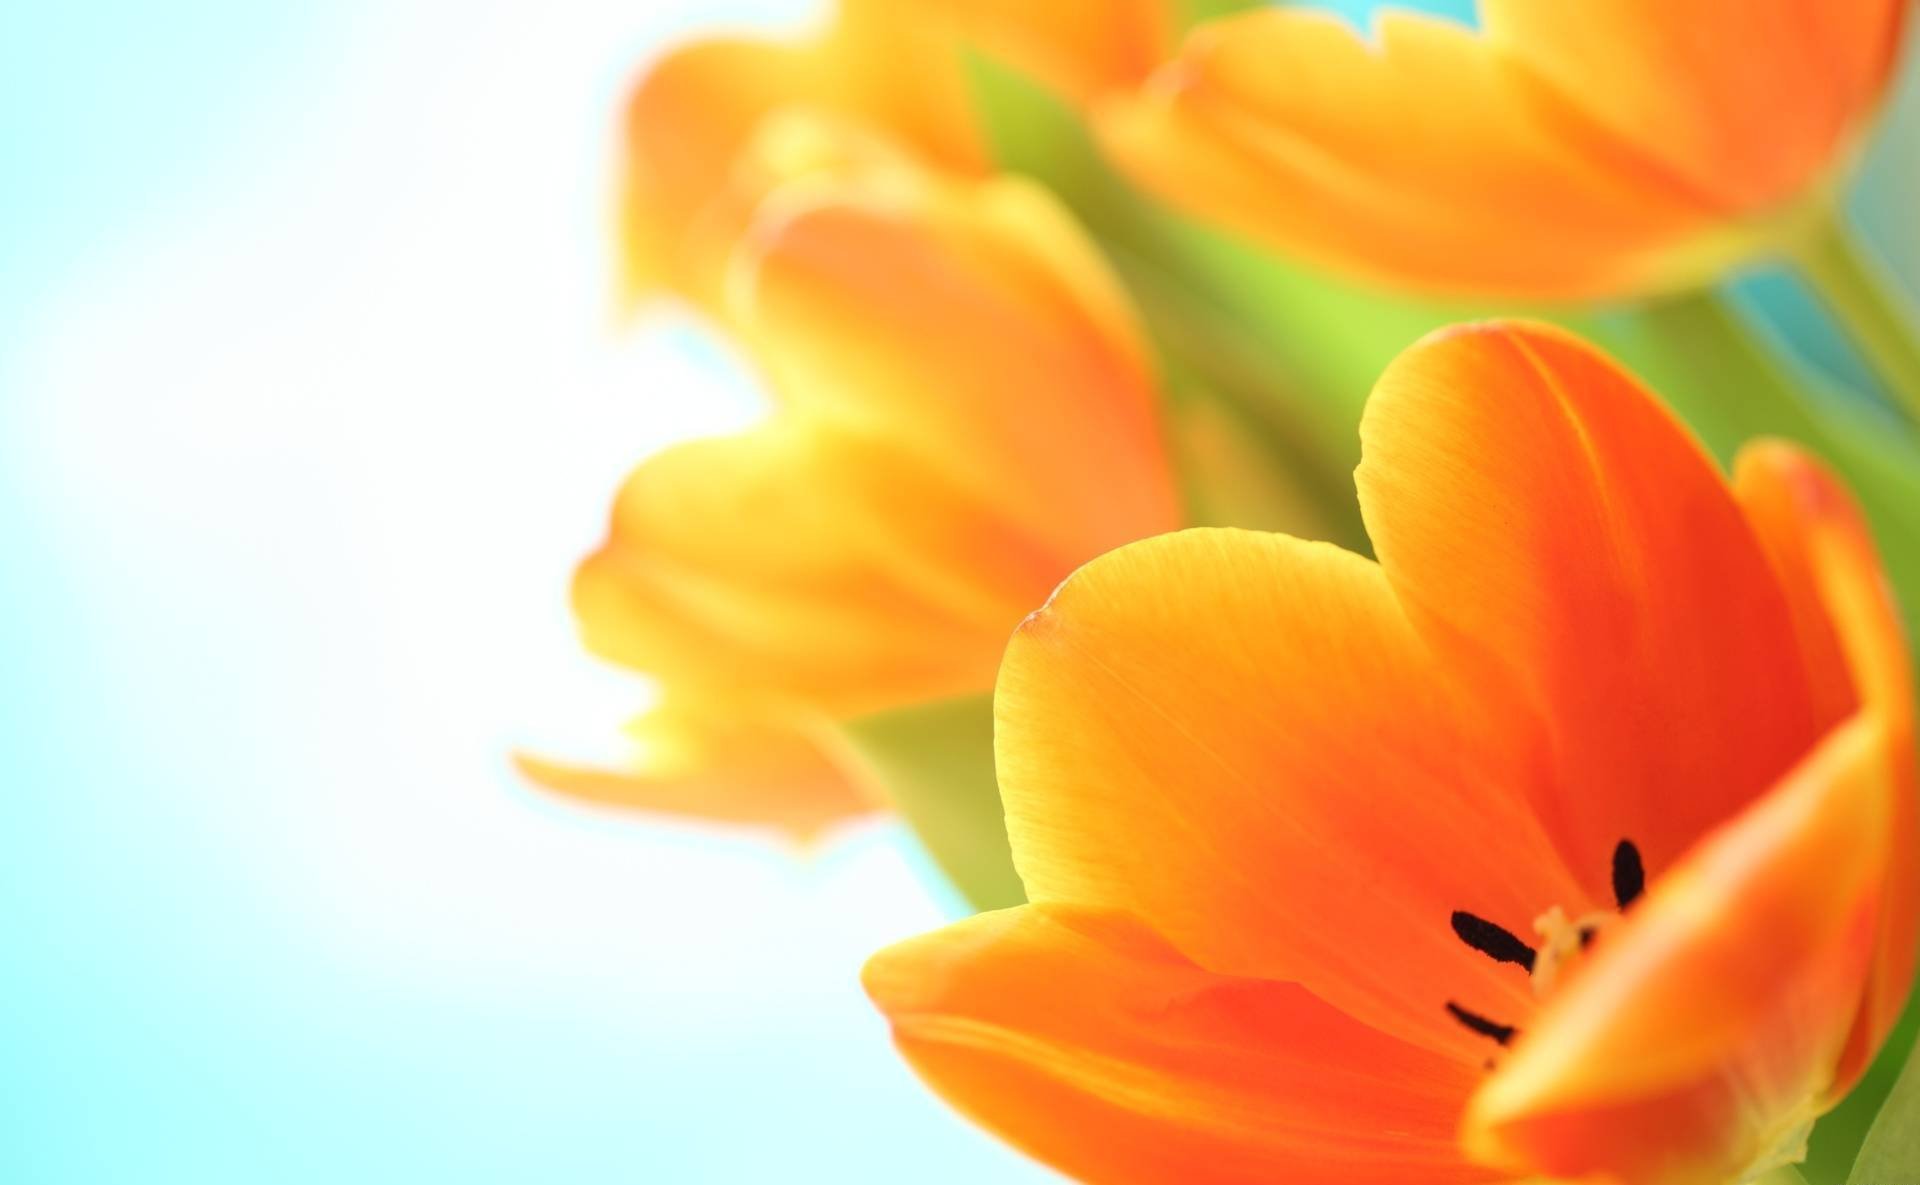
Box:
[1449,910,1537,972]
[1612,839,1645,909]
[1445,1001,1516,1046]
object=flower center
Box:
[1444,838,1644,1050]
[1528,904,1616,997]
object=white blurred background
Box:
[0,1,1047,1180]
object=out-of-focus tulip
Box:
[621,0,1177,313]
[867,322,1917,1185]
[525,124,1181,840]
[514,695,867,840]
[1102,2,1910,301]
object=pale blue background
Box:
[0,2,1912,1183]
[1,2,1045,1182]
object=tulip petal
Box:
[574,419,1065,717]
[1099,9,1717,299]
[1733,441,1916,1089]
[884,0,1173,103]
[589,161,1177,720]
[996,527,1588,1060]
[1462,713,1897,1184]
[514,698,873,836]
[1734,447,1869,731]
[866,904,1496,1185]
[618,36,826,311]
[1355,322,1821,902]
[1482,0,1908,211]
[613,8,988,314]
[1100,2,1907,298]
[736,176,1178,568]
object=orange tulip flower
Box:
[524,126,1181,833]
[1101,2,1911,300]
[621,0,1176,313]
[867,322,1917,1185]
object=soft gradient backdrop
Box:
[1,1,1913,1182]
[2,2,1039,1181]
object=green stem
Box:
[1792,210,1920,426]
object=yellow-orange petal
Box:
[612,9,987,316]
[513,698,874,836]
[1733,441,1916,1089]
[865,904,1495,1185]
[815,0,986,176]
[584,159,1177,722]
[881,0,1174,103]
[1098,9,1718,299]
[1482,0,1908,212]
[617,36,826,312]
[1355,322,1821,902]
[572,418,1065,718]
[995,527,1587,1061]
[823,0,1177,178]
[617,0,1188,314]
[735,172,1177,569]
[1735,447,1868,731]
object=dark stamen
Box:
[1445,1001,1516,1046]
[1578,925,1596,950]
[1449,910,1537,972]
[1612,839,1645,909]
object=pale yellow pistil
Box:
[1529,905,1619,998]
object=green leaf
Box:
[1807,982,1920,1183]
[1159,353,1368,549]
[840,695,1025,914]
[1843,1009,1920,1184]
[1179,0,1264,28]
